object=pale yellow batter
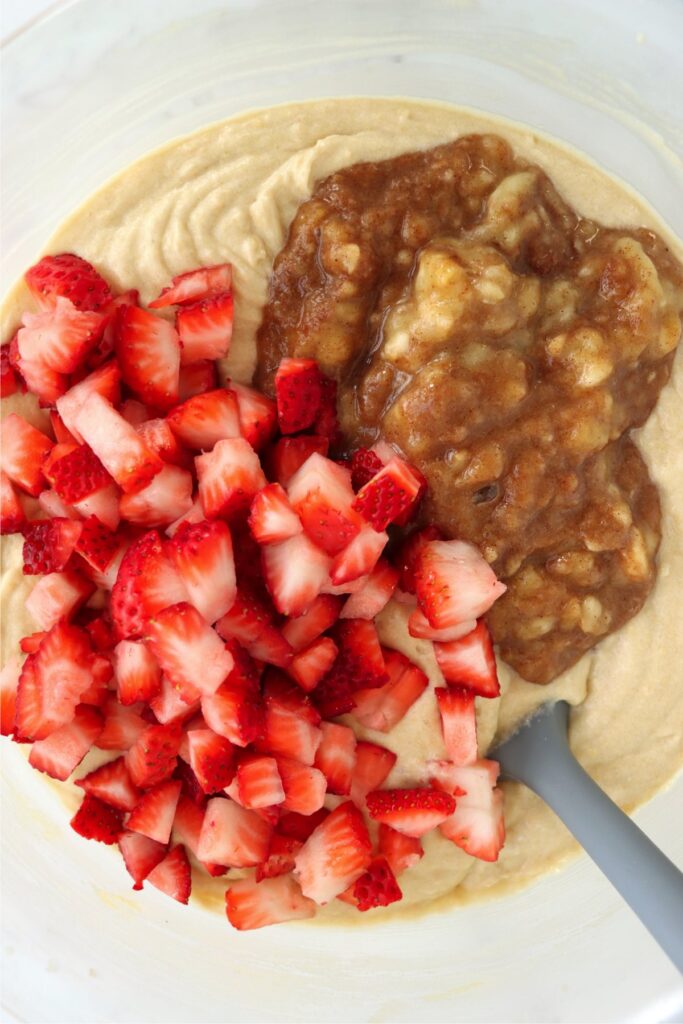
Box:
[1,98,682,920]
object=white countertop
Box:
[2,0,62,41]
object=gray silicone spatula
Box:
[492,700,683,974]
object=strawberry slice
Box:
[14,622,95,741]
[113,640,161,705]
[28,705,103,781]
[1,343,19,397]
[225,874,316,930]
[353,457,424,531]
[407,608,476,642]
[70,793,123,844]
[394,525,443,594]
[118,830,167,890]
[167,388,241,451]
[72,392,164,494]
[294,801,372,905]
[257,674,322,766]
[329,524,387,586]
[149,263,232,308]
[334,619,388,691]
[230,381,277,452]
[431,759,505,862]
[145,602,234,701]
[0,658,21,736]
[338,856,402,912]
[119,464,194,527]
[366,788,455,838]
[18,297,103,373]
[127,779,182,843]
[276,757,327,815]
[340,560,399,620]
[377,824,424,876]
[287,453,360,557]
[0,471,25,533]
[186,729,236,793]
[110,530,188,640]
[136,418,191,469]
[433,620,500,698]
[176,292,233,364]
[314,721,356,795]
[262,532,332,617]
[350,448,384,491]
[415,539,507,630]
[196,437,267,521]
[178,360,218,400]
[125,722,182,788]
[97,696,147,750]
[435,687,478,766]
[349,741,397,805]
[268,435,329,486]
[172,795,226,876]
[1,413,53,496]
[74,516,121,573]
[201,680,263,749]
[235,755,285,809]
[248,483,302,545]
[281,595,342,653]
[50,444,113,504]
[76,755,141,811]
[289,636,338,692]
[197,796,272,867]
[25,253,113,312]
[216,589,293,669]
[351,648,428,733]
[255,833,302,881]
[146,844,191,904]
[168,519,236,625]
[274,358,323,434]
[115,305,180,410]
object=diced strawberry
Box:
[255,833,302,881]
[201,680,263,748]
[14,622,95,741]
[1,471,26,533]
[13,348,68,403]
[0,413,53,496]
[350,448,384,491]
[42,442,78,486]
[118,830,167,890]
[18,297,103,373]
[308,661,356,719]
[197,796,272,867]
[25,570,94,630]
[329,524,387,586]
[145,602,234,701]
[127,779,182,843]
[431,759,505,862]
[287,453,360,557]
[125,722,182,788]
[70,793,123,844]
[275,757,327,815]
[49,410,76,445]
[76,755,141,811]
[168,519,236,625]
[338,856,402,912]
[55,361,120,443]
[394,526,443,594]
[72,392,163,494]
[277,807,329,843]
[314,721,356,795]
[110,530,188,640]
[167,388,241,451]
[289,636,338,693]
[84,616,116,652]
[178,360,217,401]
[340,560,399,620]
[435,687,478,766]
[149,263,232,308]
[120,464,194,527]
[377,824,424,876]
[112,639,161,705]
[216,589,293,669]
[136,418,191,469]
[236,755,285,809]
[256,674,321,766]
[115,305,180,410]
[196,437,267,521]
[415,539,507,630]
[165,496,205,538]
[294,801,372,905]
[433,620,500,698]
[185,728,235,793]
[274,358,323,434]
[36,488,77,520]
[73,518,119,576]
[176,292,233,364]
[268,435,329,487]
[97,696,147,750]
[366,787,455,838]
[407,608,477,642]
[230,381,277,452]
[226,874,316,930]
[28,704,103,781]
[146,844,192,903]
[248,483,302,545]
[349,741,397,805]
[262,532,332,617]
[333,619,387,691]
[25,253,113,312]
[120,399,150,427]
[86,290,140,370]
[0,658,21,736]
[353,457,424,532]
[351,648,428,733]
[50,444,112,505]
[172,794,226,875]
[72,482,121,532]
[280,595,341,653]
[149,674,200,725]
[312,376,341,446]
[19,632,47,655]
[0,343,18,397]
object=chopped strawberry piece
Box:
[287,453,360,557]
[294,801,372,905]
[350,448,384,491]
[165,496,205,538]
[110,529,188,640]
[256,674,322,766]
[127,779,182,843]
[25,253,113,312]
[136,418,191,469]
[0,413,53,496]
[25,570,94,631]
[186,729,235,793]
[172,794,225,875]
[275,757,327,815]
[268,435,329,487]
[433,620,500,698]
[431,759,505,862]
[146,844,191,903]
[277,807,329,843]
[168,519,236,625]
[333,619,388,691]
[394,525,443,594]
[1,471,26,533]
[201,680,263,749]
[226,874,315,930]
[18,297,103,373]
[353,457,424,531]
[76,755,141,811]
[176,291,233,364]
[28,704,103,781]
[236,756,285,809]
[349,741,397,805]
[149,675,200,726]
[71,793,124,844]
[289,636,338,693]
[145,602,234,701]
[230,381,277,451]
[377,824,424,876]
[435,687,478,766]
[120,399,150,427]
[0,658,21,736]
[198,796,272,867]
[97,696,147,750]
[13,345,69,403]
[262,532,331,617]
[167,388,241,451]
[329,524,387,586]
[415,539,507,630]
[248,483,302,545]
[118,830,167,890]
[125,722,182,788]
[340,560,399,620]
[351,649,428,733]
[312,376,341,445]
[119,464,194,527]
[278,598,339,656]
[55,361,120,443]
[85,616,117,652]
[309,662,356,719]
[112,639,161,705]
[49,410,75,445]
[14,622,95,741]
[178,360,218,400]
[407,608,476,642]
[72,392,164,494]
[72,482,121,532]
[255,833,302,881]
[72,518,118,574]
[0,343,18,397]
[42,442,78,486]
[19,632,47,655]
[115,305,180,410]
[314,721,356,795]
[274,358,323,434]
[338,856,402,912]
[149,263,232,308]
[196,437,267,521]
[50,443,112,504]
[366,787,455,838]
[216,589,293,668]
[36,488,76,521]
